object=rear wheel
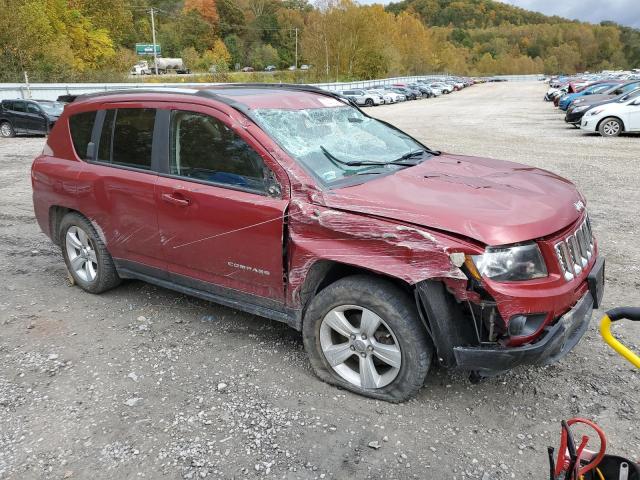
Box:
[59,213,121,294]
[0,121,15,138]
[598,117,622,137]
[303,275,432,402]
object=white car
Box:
[580,96,640,136]
[340,89,383,107]
[382,89,406,102]
[367,89,394,104]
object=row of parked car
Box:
[337,76,475,107]
[0,76,478,137]
[544,71,640,137]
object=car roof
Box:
[70,84,352,111]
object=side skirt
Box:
[114,259,302,330]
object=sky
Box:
[494,0,640,28]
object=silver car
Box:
[340,89,383,107]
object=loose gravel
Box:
[0,81,638,479]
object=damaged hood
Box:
[318,154,583,246]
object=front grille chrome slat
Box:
[554,214,594,282]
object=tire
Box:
[59,212,121,294]
[365,98,374,107]
[302,275,432,402]
[598,117,623,137]
[0,121,15,138]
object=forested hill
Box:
[385,0,567,29]
[0,0,638,83]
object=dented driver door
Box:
[155,105,289,304]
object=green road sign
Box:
[136,44,161,55]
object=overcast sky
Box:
[495,0,639,28]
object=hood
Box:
[573,94,615,106]
[319,154,583,246]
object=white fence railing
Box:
[0,74,543,101]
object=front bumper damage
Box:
[416,257,605,375]
[453,290,593,373]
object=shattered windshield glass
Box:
[252,106,430,186]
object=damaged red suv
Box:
[32,85,604,401]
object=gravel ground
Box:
[0,81,638,480]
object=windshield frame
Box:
[247,101,434,190]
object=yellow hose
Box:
[600,315,640,369]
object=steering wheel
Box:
[555,418,607,479]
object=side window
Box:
[27,103,41,114]
[69,111,97,159]
[170,110,267,193]
[12,101,25,112]
[97,108,155,170]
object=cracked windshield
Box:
[253,105,431,185]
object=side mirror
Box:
[264,169,281,198]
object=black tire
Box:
[0,121,15,138]
[597,117,623,137]
[59,212,121,294]
[365,98,374,107]
[302,275,432,402]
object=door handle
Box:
[161,192,191,207]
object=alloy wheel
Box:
[65,226,98,282]
[0,122,13,137]
[320,305,401,389]
[602,120,620,136]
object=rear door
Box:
[627,100,640,131]
[154,104,289,303]
[75,105,166,274]
[10,101,28,132]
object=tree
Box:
[184,0,219,24]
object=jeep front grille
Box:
[554,215,594,281]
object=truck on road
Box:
[130,58,190,75]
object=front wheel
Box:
[598,117,623,137]
[303,275,432,402]
[365,98,374,107]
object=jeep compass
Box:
[31,84,605,401]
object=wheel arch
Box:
[596,115,625,133]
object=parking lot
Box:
[0,81,638,479]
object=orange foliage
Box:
[183,0,219,24]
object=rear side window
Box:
[69,111,97,160]
[98,108,155,170]
[12,101,25,112]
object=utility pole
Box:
[150,7,159,75]
[295,28,298,70]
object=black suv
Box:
[0,99,64,137]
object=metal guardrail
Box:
[0,74,543,101]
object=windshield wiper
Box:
[319,146,429,168]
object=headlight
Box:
[471,243,547,281]
[573,105,589,112]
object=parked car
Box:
[340,89,383,107]
[580,96,640,136]
[264,65,276,72]
[31,85,604,402]
[0,99,63,137]
[241,66,254,72]
[558,82,621,111]
[366,89,394,104]
[300,64,310,71]
[429,82,453,94]
[388,87,417,100]
[565,87,640,126]
[382,89,406,102]
[569,81,640,110]
[407,83,435,98]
